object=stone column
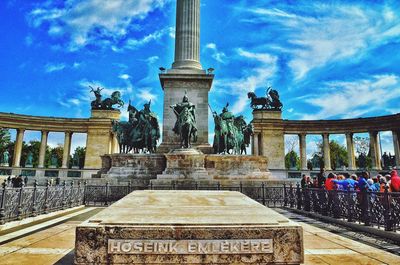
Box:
[111,134,119,154]
[252,133,259,156]
[369,131,381,170]
[346,133,356,170]
[299,134,307,170]
[322,133,331,170]
[172,0,202,70]
[62,131,72,169]
[38,130,49,168]
[393,130,400,167]
[12,128,25,167]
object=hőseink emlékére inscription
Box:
[108,239,273,255]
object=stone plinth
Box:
[158,73,214,154]
[101,154,166,186]
[157,149,211,180]
[75,190,304,264]
[205,155,271,180]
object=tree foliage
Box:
[285,150,300,170]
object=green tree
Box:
[46,144,64,168]
[329,140,348,170]
[69,146,86,169]
[285,150,300,170]
[0,129,11,153]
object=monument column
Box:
[172,0,201,70]
[369,131,381,170]
[252,133,259,156]
[346,133,356,170]
[62,131,73,169]
[159,0,214,153]
[38,130,49,168]
[393,130,400,167]
[322,133,331,170]
[12,128,25,167]
[299,134,307,170]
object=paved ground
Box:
[0,207,399,265]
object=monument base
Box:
[101,154,165,186]
[157,148,211,181]
[75,190,304,264]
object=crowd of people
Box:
[300,169,400,193]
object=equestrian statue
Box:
[170,92,198,148]
[247,86,283,111]
[90,86,124,110]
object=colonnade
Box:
[11,129,76,169]
[252,110,400,171]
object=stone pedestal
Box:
[84,109,120,169]
[158,73,214,154]
[75,190,304,264]
[101,154,166,186]
[157,149,211,181]
[252,110,285,170]
[205,155,271,180]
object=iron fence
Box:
[84,182,286,208]
[0,180,85,224]
[284,184,400,232]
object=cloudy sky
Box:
[0,0,399,155]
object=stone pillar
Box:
[38,130,49,168]
[12,128,25,167]
[369,131,382,170]
[322,133,331,170]
[111,134,119,154]
[346,133,356,170]
[252,133,259,156]
[172,0,202,70]
[299,134,307,170]
[393,130,400,167]
[62,131,73,169]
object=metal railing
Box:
[0,180,85,224]
[83,182,286,208]
[284,184,400,232]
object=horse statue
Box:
[101,91,124,110]
[212,111,229,154]
[247,92,270,110]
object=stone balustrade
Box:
[0,110,120,178]
[252,110,400,171]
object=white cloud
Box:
[248,4,400,80]
[29,0,169,50]
[137,88,157,103]
[44,63,66,73]
[220,48,277,114]
[300,74,400,120]
[119,74,131,80]
[205,42,227,64]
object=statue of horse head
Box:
[247,92,256,99]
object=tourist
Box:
[333,174,356,191]
[325,173,336,191]
[372,176,380,191]
[301,174,307,189]
[389,170,400,192]
[317,168,326,188]
[367,179,378,192]
[312,177,318,188]
[24,176,28,186]
[306,176,313,188]
[356,172,370,192]
[379,177,390,192]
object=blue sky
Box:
[0,0,399,155]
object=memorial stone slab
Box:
[75,190,304,264]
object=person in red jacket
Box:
[325,173,336,190]
[390,170,400,192]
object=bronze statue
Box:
[90,86,124,110]
[248,86,283,111]
[211,103,253,155]
[112,100,160,154]
[170,92,197,148]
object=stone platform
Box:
[75,190,304,264]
